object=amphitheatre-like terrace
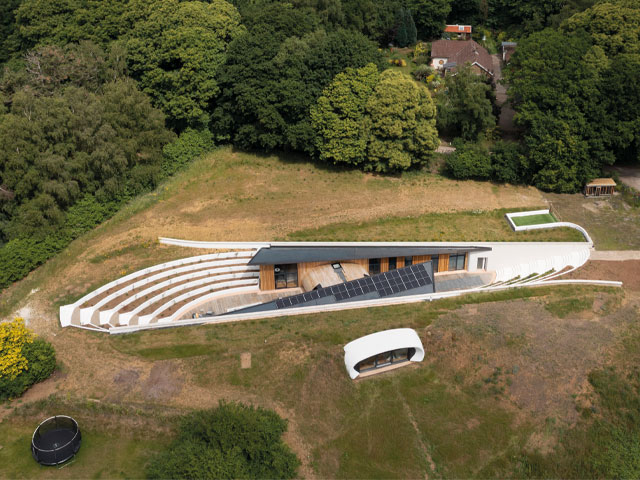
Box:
[60,213,620,334]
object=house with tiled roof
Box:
[430,39,493,76]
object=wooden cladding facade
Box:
[258,254,468,290]
[259,264,275,290]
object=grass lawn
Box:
[0,397,170,479]
[287,208,582,242]
[510,212,557,227]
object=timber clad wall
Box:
[259,253,470,290]
[259,265,275,290]
[438,254,450,272]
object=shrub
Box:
[146,402,300,479]
[490,141,531,184]
[162,128,215,176]
[446,142,492,180]
[0,319,56,401]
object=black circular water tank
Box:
[31,415,81,466]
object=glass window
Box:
[388,257,397,271]
[369,258,381,275]
[375,352,392,367]
[274,264,298,289]
[356,356,376,372]
[404,256,413,266]
[431,255,439,273]
[392,348,409,363]
[448,254,466,271]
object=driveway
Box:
[491,54,517,137]
[606,166,640,191]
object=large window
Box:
[431,255,439,273]
[404,256,413,266]
[448,253,466,271]
[274,264,298,289]
[388,257,397,271]
[355,348,415,373]
[369,258,381,275]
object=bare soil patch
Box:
[565,260,640,291]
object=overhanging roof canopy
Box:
[249,245,491,265]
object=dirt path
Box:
[590,250,640,261]
[396,384,438,479]
[606,166,640,191]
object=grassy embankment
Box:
[510,212,557,227]
[0,284,628,478]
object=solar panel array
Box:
[275,262,432,309]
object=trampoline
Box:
[31,415,81,466]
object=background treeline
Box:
[0,0,636,288]
[445,0,639,193]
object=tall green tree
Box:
[436,65,496,140]
[505,28,610,192]
[214,4,382,152]
[311,64,439,172]
[406,0,451,40]
[14,0,129,50]
[126,0,243,130]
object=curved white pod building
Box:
[343,328,425,379]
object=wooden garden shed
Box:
[585,178,616,197]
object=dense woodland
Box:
[0,0,638,287]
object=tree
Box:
[393,7,417,47]
[0,0,22,63]
[504,28,612,192]
[213,5,382,152]
[0,318,55,401]
[126,0,243,130]
[406,0,451,40]
[486,0,564,33]
[311,64,439,172]
[436,65,496,140]
[310,63,379,167]
[147,402,299,479]
[14,0,129,50]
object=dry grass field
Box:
[0,146,552,322]
[1,147,638,478]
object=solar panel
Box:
[275,262,433,309]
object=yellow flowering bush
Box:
[0,318,33,380]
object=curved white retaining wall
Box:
[139,279,259,325]
[159,285,260,323]
[84,263,258,326]
[505,210,593,246]
[61,250,256,326]
[124,272,259,326]
[108,266,259,326]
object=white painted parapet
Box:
[505,210,593,246]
